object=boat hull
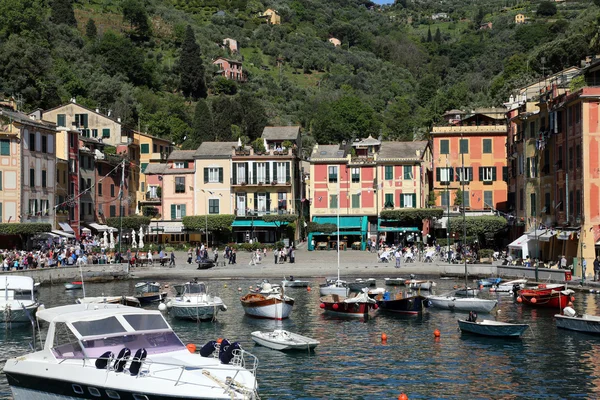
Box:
[428,296,498,313]
[458,319,529,337]
[518,286,572,309]
[64,283,82,290]
[240,294,294,320]
[0,303,38,323]
[169,303,225,321]
[384,278,405,286]
[555,314,600,334]
[376,295,428,315]
[135,292,167,304]
[320,302,377,317]
[478,278,502,287]
[319,285,349,297]
[251,330,319,351]
[282,280,309,288]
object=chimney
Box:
[117,117,121,123]
[96,108,100,113]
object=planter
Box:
[272,181,278,185]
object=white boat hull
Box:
[0,302,38,323]
[319,286,349,296]
[169,303,226,321]
[251,330,319,350]
[243,302,293,320]
[555,314,600,334]
[428,296,498,313]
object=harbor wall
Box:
[0,263,129,286]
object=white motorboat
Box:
[252,280,282,294]
[454,287,480,297]
[240,287,294,320]
[282,276,310,288]
[319,279,349,296]
[167,281,227,321]
[251,330,319,351]
[490,279,528,293]
[0,276,40,323]
[3,304,259,399]
[77,296,140,307]
[348,278,377,291]
[555,307,600,334]
[135,281,161,293]
[406,280,436,291]
[427,295,498,313]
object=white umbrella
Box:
[237,137,242,147]
[102,231,108,249]
[131,229,137,249]
[109,229,115,250]
[138,226,144,249]
[263,137,268,152]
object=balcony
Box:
[234,148,295,157]
[231,178,291,187]
[236,208,294,217]
[24,215,53,224]
[141,193,161,203]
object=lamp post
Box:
[579,216,585,285]
[445,156,450,261]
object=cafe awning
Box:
[557,230,579,241]
[311,231,364,236]
[312,216,368,230]
[87,223,112,232]
[58,222,75,234]
[51,230,75,239]
[527,229,553,242]
[508,234,529,249]
[231,220,287,228]
[151,221,184,233]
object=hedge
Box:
[380,208,444,223]
[448,216,508,238]
[0,223,52,235]
[262,214,297,223]
[307,222,336,233]
[106,216,152,230]
[183,214,235,231]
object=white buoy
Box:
[158,303,167,312]
[590,289,595,293]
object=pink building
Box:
[213,57,247,82]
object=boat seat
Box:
[113,347,131,373]
[95,351,114,369]
[331,294,340,302]
[129,348,147,376]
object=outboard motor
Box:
[512,284,521,299]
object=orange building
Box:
[431,109,508,213]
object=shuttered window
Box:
[141,144,150,154]
[440,140,449,154]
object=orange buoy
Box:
[398,393,409,400]
[568,301,574,307]
[433,329,441,338]
[381,333,388,341]
[373,304,379,310]
[479,285,484,290]
[531,297,537,304]
[186,343,196,353]
[216,338,223,344]
[319,303,325,309]
[307,286,311,292]
[332,303,339,310]
[516,296,523,303]
[571,296,576,302]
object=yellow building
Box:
[515,13,527,24]
[193,142,236,216]
[134,131,172,215]
[261,9,281,25]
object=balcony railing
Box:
[143,194,161,202]
[231,178,291,186]
[235,208,294,217]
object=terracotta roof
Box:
[261,126,300,141]
[194,141,237,158]
[352,135,380,147]
[378,141,429,161]
[167,150,196,161]
[310,145,347,160]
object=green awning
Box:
[377,226,420,232]
[311,231,364,236]
[231,220,288,228]
[312,216,368,230]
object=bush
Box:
[183,215,235,231]
[307,222,336,233]
[106,216,151,230]
[0,223,51,235]
[479,249,494,259]
[380,208,444,223]
[274,240,285,249]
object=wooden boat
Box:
[77,296,140,307]
[458,318,530,338]
[134,281,160,293]
[320,290,378,318]
[478,278,502,287]
[555,307,600,334]
[64,281,83,290]
[252,281,282,294]
[454,287,480,297]
[348,278,376,291]
[374,291,429,315]
[240,289,294,320]
[490,279,527,293]
[406,280,436,291]
[384,278,407,286]
[167,282,227,321]
[134,282,167,304]
[282,276,310,288]
[251,330,319,351]
[517,284,574,309]
[427,295,498,313]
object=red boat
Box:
[518,284,574,309]
[319,291,378,318]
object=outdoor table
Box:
[352,242,361,250]
[316,242,328,250]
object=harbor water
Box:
[1,278,599,399]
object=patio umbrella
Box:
[131,229,137,249]
[109,229,115,250]
[102,231,109,249]
[138,226,144,249]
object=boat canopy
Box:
[1,276,35,291]
[37,304,164,326]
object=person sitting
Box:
[467,311,478,322]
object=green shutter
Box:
[204,168,209,183]
[449,167,454,182]
[0,202,2,222]
[102,128,110,138]
[385,165,393,180]
[436,167,440,182]
[265,163,270,182]
[181,204,186,218]
[352,194,360,208]
[460,139,468,154]
[141,163,148,173]
[492,166,497,181]
[412,193,417,208]
[83,114,88,128]
[285,162,290,182]
[0,171,2,190]
[232,163,237,183]
[57,114,66,127]
[483,139,492,153]
[266,193,271,210]
[141,144,149,154]
[0,140,9,155]
[219,168,223,183]
[184,161,189,168]
[245,162,249,182]
[171,204,176,220]
[254,193,258,211]
[400,193,404,208]
[253,162,257,184]
[440,140,449,154]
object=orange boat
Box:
[518,284,574,309]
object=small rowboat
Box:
[555,307,600,334]
[518,284,574,309]
[458,318,530,338]
[251,330,319,351]
[478,277,502,287]
[64,281,82,290]
[384,278,406,286]
[454,287,480,297]
[406,280,436,291]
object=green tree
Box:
[212,76,237,95]
[240,92,267,140]
[186,99,214,149]
[426,26,432,42]
[537,1,557,17]
[50,0,76,27]
[85,18,97,39]
[434,28,442,44]
[122,0,151,38]
[0,0,46,38]
[177,25,207,100]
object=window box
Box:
[241,181,247,186]
[271,180,277,185]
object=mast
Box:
[337,171,340,282]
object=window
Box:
[576,189,581,216]
[351,168,360,183]
[175,177,185,193]
[401,194,415,208]
[518,154,524,175]
[236,163,246,184]
[205,167,222,183]
[351,194,360,208]
[102,128,110,138]
[40,200,49,215]
[140,182,145,193]
[403,166,413,180]
[329,194,338,208]
[456,167,472,182]
[98,183,102,196]
[110,205,116,217]
[461,191,470,207]
[484,191,493,209]
[459,139,469,154]
[384,193,394,208]
[277,193,287,211]
[480,166,496,182]
[437,167,453,182]
[519,188,524,211]
[526,157,537,178]
[42,171,47,188]
[29,133,35,151]
[153,144,158,153]
[558,190,564,211]
[328,166,338,183]
[87,179,91,190]
[92,129,98,138]
[544,192,551,214]
[141,144,149,154]
[530,193,537,216]
[0,139,9,155]
[141,163,148,173]
[0,203,2,222]
[276,162,288,182]
[483,139,492,154]
[569,191,574,215]
[42,136,47,153]
[75,114,88,128]
[174,162,185,169]
[529,121,536,138]
[29,199,37,214]
[576,145,581,169]
[568,147,573,171]
[0,171,2,190]
[440,191,450,207]
[208,199,219,214]
[57,114,66,127]
[384,165,393,180]
[110,184,115,197]
[255,162,266,183]
[30,168,35,187]
[440,140,449,154]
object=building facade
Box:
[213,57,246,82]
[135,131,172,216]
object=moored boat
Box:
[374,291,429,315]
[478,277,502,287]
[517,284,574,309]
[64,281,83,290]
[454,287,480,297]
[406,279,436,291]
[77,296,140,307]
[384,278,407,286]
[458,314,529,338]
[134,282,167,304]
[134,281,160,293]
[319,279,349,297]
[427,295,498,313]
[0,276,40,323]
[319,290,378,318]
[240,289,294,320]
[555,307,600,334]
[348,278,376,291]
[490,279,528,293]
[167,281,227,321]
[3,303,259,399]
[282,276,310,288]
[251,330,319,351]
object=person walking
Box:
[274,248,279,264]
[169,250,176,267]
[560,255,567,270]
[249,251,257,266]
[289,247,295,264]
[187,248,193,265]
[594,256,600,281]
[231,249,237,264]
[394,248,401,268]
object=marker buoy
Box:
[332,303,339,310]
[433,329,440,338]
[319,303,325,309]
[186,344,196,353]
[516,296,523,303]
[398,393,409,400]
[571,296,576,302]
[531,297,537,304]
[238,287,242,291]
[224,284,227,288]
[381,333,387,341]
[216,338,223,344]
[307,286,311,292]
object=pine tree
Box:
[85,18,97,40]
[434,28,442,43]
[426,26,432,42]
[50,0,77,27]
[177,25,207,100]
[187,99,214,149]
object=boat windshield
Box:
[184,283,206,294]
[0,289,33,302]
[80,331,185,358]
[72,316,127,337]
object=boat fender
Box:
[218,339,231,359]
[219,342,241,364]
[199,341,217,357]
[129,348,147,376]
[113,348,131,373]
[427,300,433,307]
[95,351,114,370]
[354,303,359,311]
[563,307,576,317]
